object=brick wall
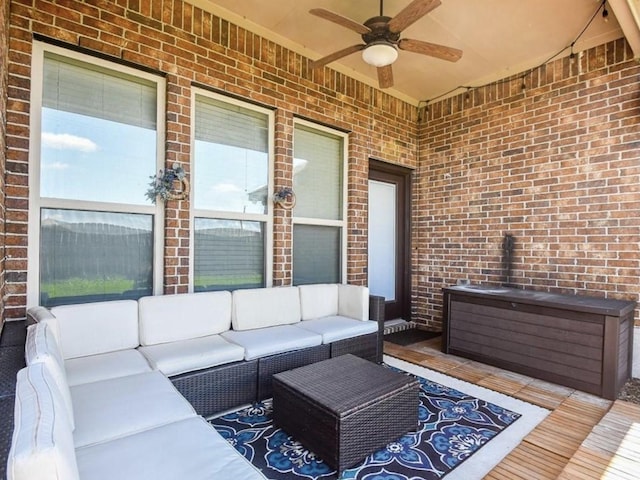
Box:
[0,0,9,330]
[4,1,638,328]
[417,39,640,328]
[4,0,417,319]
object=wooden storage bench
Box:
[442,286,636,400]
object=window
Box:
[292,121,347,285]
[28,43,164,308]
[192,91,273,291]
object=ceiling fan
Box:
[309,0,462,89]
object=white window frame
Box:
[26,41,166,308]
[292,118,348,284]
[189,88,274,291]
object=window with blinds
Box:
[292,121,347,285]
[40,53,158,206]
[31,45,163,308]
[193,92,272,291]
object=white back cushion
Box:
[299,284,339,320]
[7,364,80,480]
[338,284,369,321]
[138,292,232,346]
[24,323,75,430]
[232,287,301,331]
[51,300,139,359]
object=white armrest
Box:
[26,306,55,325]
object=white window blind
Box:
[43,53,156,130]
[293,124,343,220]
[293,225,340,285]
[194,218,264,291]
[195,95,268,152]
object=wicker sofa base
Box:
[171,359,258,417]
[257,344,331,401]
[330,333,378,363]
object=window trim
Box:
[26,41,166,308]
[189,88,275,291]
[292,118,349,284]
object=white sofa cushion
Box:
[7,364,80,480]
[295,316,378,343]
[70,371,196,448]
[138,334,245,376]
[24,323,75,430]
[222,324,322,360]
[51,300,140,359]
[65,349,152,386]
[299,284,339,320]
[75,417,266,480]
[232,287,301,331]
[138,291,232,346]
[338,284,369,321]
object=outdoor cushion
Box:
[24,322,75,430]
[299,284,339,320]
[338,284,369,321]
[138,334,245,376]
[222,324,322,360]
[138,291,232,346]
[64,349,152,386]
[26,306,57,333]
[75,417,266,480]
[7,364,80,480]
[70,371,196,448]
[294,316,378,343]
[50,300,139,359]
[232,286,301,331]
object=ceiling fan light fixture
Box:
[362,42,398,67]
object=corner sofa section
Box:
[8,284,384,480]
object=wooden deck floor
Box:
[385,336,640,479]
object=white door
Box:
[368,179,397,301]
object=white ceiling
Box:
[191,0,634,104]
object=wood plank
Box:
[513,383,569,410]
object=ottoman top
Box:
[273,354,419,416]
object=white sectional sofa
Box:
[8,284,383,480]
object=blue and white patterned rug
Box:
[210,356,549,480]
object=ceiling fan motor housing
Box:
[362,16,401,45]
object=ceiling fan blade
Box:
[377,65,394,89]
[398,38,462,62]
[309,8,371,35]
[387,0,441,33]
[310,44,366,69]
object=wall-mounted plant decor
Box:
[273,187,296,210]
[146,163,190,203]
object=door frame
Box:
[368,159,412,321]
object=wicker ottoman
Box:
[272,354,419,473]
